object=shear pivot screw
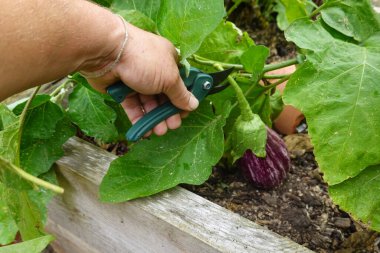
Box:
[203,81,212,90]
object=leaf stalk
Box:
[191,54,298,73]
[0,156,64,194]
[215,64,254,122]
[16,86,41,166]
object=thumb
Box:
[164,75,199,111]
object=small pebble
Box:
[334,217,351,229]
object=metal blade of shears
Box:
[207,68,234,95]
[209,68,234,86]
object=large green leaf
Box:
[11,98,76,176]
[284,20,380,185]
[195,21,254,64]
[0,235,53,253]
[321,0,380,42]
[0,159,56,242]
[285,18,333,51]
[21,116,75,176]
[0,164,45,242]
[22,101,64,140]
[329,165,380,231]
[5,190,45,241]
[12,95,51,116]
[157,0,225,60]
[105,101,132,141]
[68,84,119,142]
[100,102,226,202]
[0,99,61,243]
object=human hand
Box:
[83,20,199,137]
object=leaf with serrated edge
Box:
[329,165,380,231]
[100,103,225,202]
[157,0,225,60]
[284,20,380,185]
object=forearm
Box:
[0,0,123,101]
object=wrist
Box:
[77,14,127,77]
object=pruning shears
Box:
[106,67,233,142]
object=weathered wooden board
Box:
[47,137,312,253]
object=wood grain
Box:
[47,137,312,253]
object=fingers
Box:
[120,94,144,124]
[158,94,181,130]
[163,74,199,112]
[139,94,167,136]
[121,94,183,139]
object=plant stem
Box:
[191,54,298,73]
[224,80,260,151]
[309,2,329,19]
[50,79,72,97]
[238,73,291,79]
[263,75,291,90]
[0,156,64,194]
[227,0,243,16]
[215,64,254,122]
[192,55,244,70]
[262,58,298,72]
[16,86,41,166]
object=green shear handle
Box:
[107,67,213,142]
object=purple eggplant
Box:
[237,127,290,189]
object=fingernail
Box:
[189,94,199,110]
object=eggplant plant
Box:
[1,0,380,250]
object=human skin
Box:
[0,0,198,136]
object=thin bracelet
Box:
[80,14,128,79]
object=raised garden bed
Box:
[47,137,311,253]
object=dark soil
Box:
[183,134,380,252]
[226,0,296,63]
